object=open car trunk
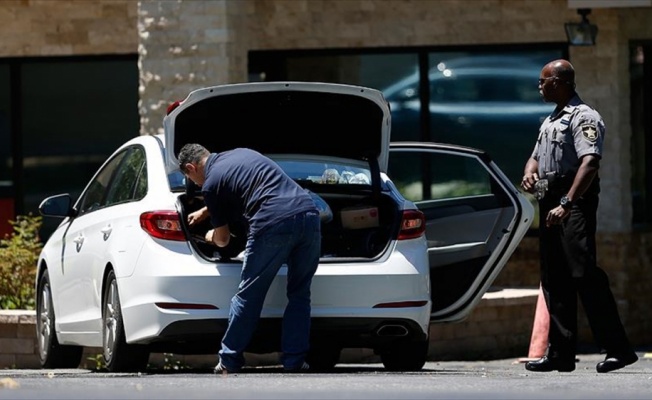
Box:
[177,186,402,262]
[164,82,398,262]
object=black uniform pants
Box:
[538,194,632,359]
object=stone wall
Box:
[137,0,240,134]
[0,0,137,56]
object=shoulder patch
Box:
[581,123,598,142]
[560,116,571,126]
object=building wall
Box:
[0,0,137,56]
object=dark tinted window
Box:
[1,56,139,238]
[77,151,127,215]
[105,146,147,206]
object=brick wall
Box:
[0,312,36,369]
[0,0,137,56]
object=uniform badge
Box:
[581,124,598,142]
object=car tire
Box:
[102,270,150,372]
[36,271,84,368]
[380,339,429,372]
[306,344,341,372]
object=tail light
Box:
[140,211,187,241]
[397,209,426,240]
[166,100,182,115]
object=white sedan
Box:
[35,82,533,372]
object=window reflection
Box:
[388,151,491,202]
[16,57,138,238]
[249,47,565,232]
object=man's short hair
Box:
[178,143,209,172]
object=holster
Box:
[534,172,571,201]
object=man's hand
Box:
[521,172,539,193]
[188,206,209,227]
[545,205,570,227]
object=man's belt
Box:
[534,172,570,201]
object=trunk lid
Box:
[163,81,391,174]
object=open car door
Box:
[388,142,534,322]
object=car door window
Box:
[77,151,127,216]
[105,147,147,206]
[388,150,491,202]
[133,160,148,200]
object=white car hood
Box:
[163,81,391,174]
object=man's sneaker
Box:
[214,361,240,375]
[284,361,310,373]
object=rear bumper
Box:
[119,235,431,351]
[146,315,429,355]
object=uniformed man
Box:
[520,59,638,373]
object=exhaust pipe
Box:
[375,324,409,337]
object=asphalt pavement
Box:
[0,350,650,399]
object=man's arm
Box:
[566,154,600,202]
[521,157,540,193]
[188,206,209,227]
[205,224,231,247]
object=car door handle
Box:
[73,234,84,252]
[101,225,112,240]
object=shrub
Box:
[0,214,43,310]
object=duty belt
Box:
[534,172,568,201]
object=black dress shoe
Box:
[525,356,575,372]
[596,352,638,373]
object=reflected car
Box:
[35,82,533,373]
[384,56,554,182]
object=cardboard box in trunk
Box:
[340,206,379,229]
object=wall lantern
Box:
[565,8,598,46]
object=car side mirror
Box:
[39,194,77,218]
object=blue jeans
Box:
[218,210,321,370]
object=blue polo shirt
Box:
[201,148,317,238]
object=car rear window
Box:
[273,158,372,186]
